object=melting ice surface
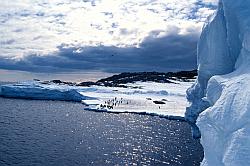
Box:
[0,80,194,118]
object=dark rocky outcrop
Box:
[41,70,197,88]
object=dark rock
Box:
[153,101,166,104]
[45,70,197,88]
[51,80,63,84]
[77,81,97,87]
[95,70,197,86]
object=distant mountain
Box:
[42,70,197,87]
[77,70,197,87]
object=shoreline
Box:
[84,107,186,122]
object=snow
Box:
[0,80,193,118]
[78,81,193,118]
[185,0,250,165]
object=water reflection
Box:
[0,97,203,166]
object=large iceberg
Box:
[185,0,250,165]
[0,82,93,102]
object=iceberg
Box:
[185,0,250,165]
[0,82,93,102]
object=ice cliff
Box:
[0,82,92,102]
[185,0,250,165]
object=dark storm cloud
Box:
[0,31,198,73]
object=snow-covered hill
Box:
[185,0,250,165]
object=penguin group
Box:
[99,97,130,109]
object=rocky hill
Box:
[77,70,197,87]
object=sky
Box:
[0,0,218,82]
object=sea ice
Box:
[0,80,193,119]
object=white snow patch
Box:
[80,81,193,117]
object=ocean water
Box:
[0,97,203,166]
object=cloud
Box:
[0,0,218,74]
[0,29,198,73]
